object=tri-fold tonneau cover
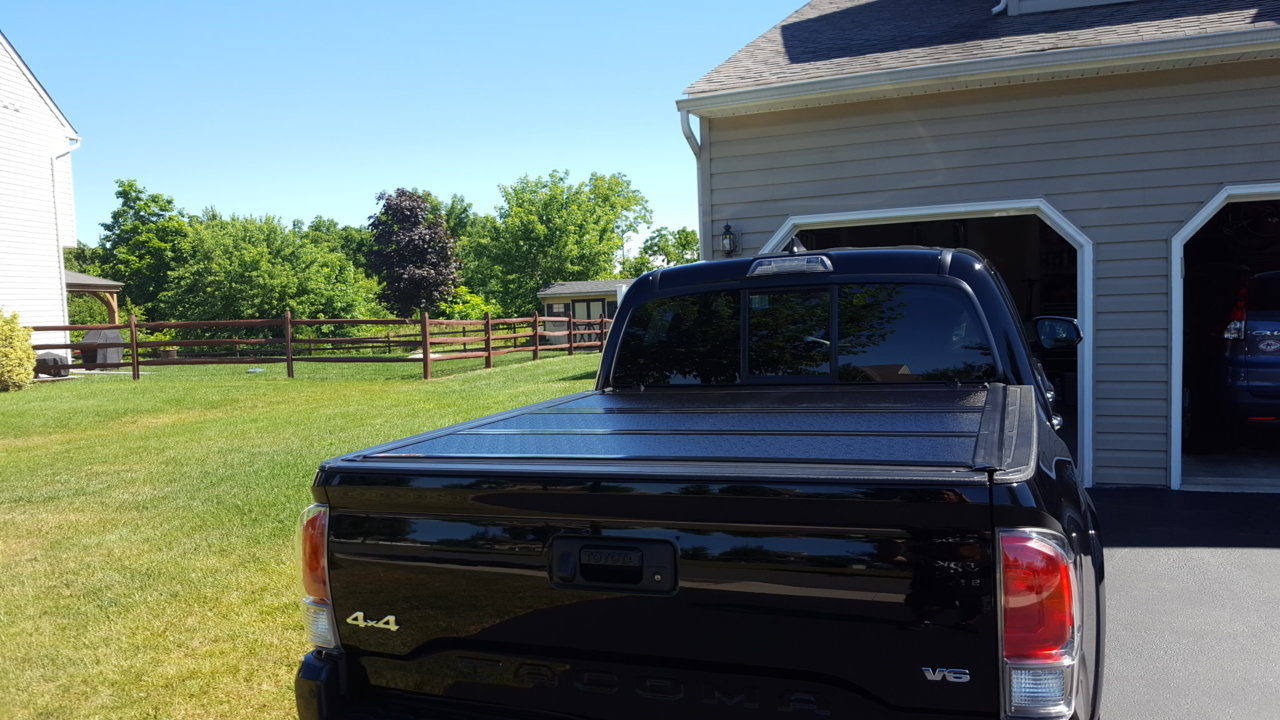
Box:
[349,384,1037,482]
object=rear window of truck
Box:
[611,283,997,386]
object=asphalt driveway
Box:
[1091,488,1280,719]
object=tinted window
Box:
[836,284,995,382]
[748,290,830,377]
[610,283,995,386]
[612,291,741,385]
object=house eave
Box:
[538,293,614,300]
[0,29,77,133]
[676,27,1280,118]
[538,290,631,299]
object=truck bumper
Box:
[296,650,343,720]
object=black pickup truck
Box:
[296,247,1104,720]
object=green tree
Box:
[368,189,462,317]
[641,226,700,267]
[425,192,474,242]
[616,226,700,279]
[158,212,384,334]
[434,285,502,320]
[63,242,111,326]
[618,252,657,278]
[461,170,651,314]
[96,179,191,313]
[296,216,373,272]
[63,240,106,277]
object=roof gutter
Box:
[676,27,1280,118]
[54,135,81,159]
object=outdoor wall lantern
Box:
[720,224,738,256]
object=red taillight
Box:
[1230,288,1248,323]
[1224,286,1248,339]
[300,504,329,602]
[1001,532,1074,661]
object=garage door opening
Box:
[1181,199,1280,490]
[793,215,1081,457]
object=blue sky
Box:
[2,2,793,247]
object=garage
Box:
[1176,190,1280,491]
[784,213,1082,456]
[679,0,1280,490]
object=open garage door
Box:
[792,215,1081,457]
[1180,199,1280,490]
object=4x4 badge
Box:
[346,611,400,631]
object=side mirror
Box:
[1034,316,1082,351]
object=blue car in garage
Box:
[1223,270,1280,425]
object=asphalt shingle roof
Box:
[686,0,1280,96]
[64,270,123,291]
[538,279,635,298]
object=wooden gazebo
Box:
[65,270,123,323]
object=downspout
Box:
[680,110,700,158]
[680,108,711,257]
[991,0,1008,14]
[681,109,714,260]
[50,134,83,355]
[50,134,82,240]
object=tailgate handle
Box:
[548,536,678,595]
[554,551,578,583]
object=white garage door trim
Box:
[760,199,1096,488]
[1168,183,1280,491]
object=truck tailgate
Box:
[317,386,1030,719]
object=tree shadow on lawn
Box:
[559,370,599,381]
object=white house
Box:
[0,29,79,357]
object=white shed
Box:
[0,29,79,357]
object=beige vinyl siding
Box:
[697,115,715,262]
[0,37,74,352]
[700,59,1280,487]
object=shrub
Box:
[0,311,35,391]
[436,285,503,320]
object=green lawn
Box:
[0,352,601,720]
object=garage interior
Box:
[1182,199,1280,490]
[794,215,1080,457]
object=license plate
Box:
[581,547,643,567]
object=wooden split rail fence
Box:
[29,312,612,381]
